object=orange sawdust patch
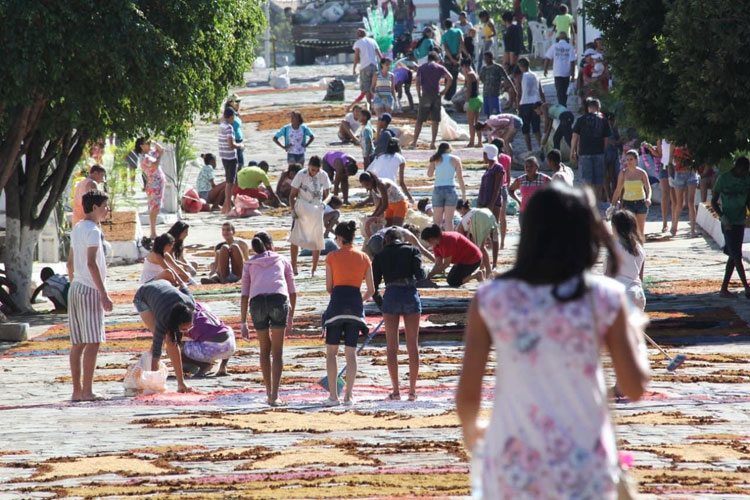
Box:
[130,444,207,455]
[54,374,124,383]
[651,374,750,384]
[645,280,724,295]
[236,229,290,242]
[678,354,750,363]
[627,442,750,462]
[615,411,724,426]
[134,409,490,433]
[236,447,377,470]
[633,468,750,494]
[240,105,348,131]
[38,471,470,499]
[685,434,750,441]
[29,455,181,481]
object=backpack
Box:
[323,78,346,101]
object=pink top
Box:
[498,153,511,186]
[72,178,97,226]
[240,251,296,299]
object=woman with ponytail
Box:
[322,221,375,406]
[456,184,650,498]
[427,142,466,231]
[239,232,296,407]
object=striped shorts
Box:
[68,281,106,345]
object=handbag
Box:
[589,289,640,500]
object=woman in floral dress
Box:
[135,138,165,241]
[456,183,650,499]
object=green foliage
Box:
[584,0,750,164]
[477,0,514,19]
[174,134,198,195]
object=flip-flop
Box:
[385,392,401,401]
[408,392,417,402]
[269,399,287,407]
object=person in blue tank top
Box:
[427,142,467,231]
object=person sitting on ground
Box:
[366,138,414,204]
[202,222,250,284]
[547,149,574,186]
[276,163,302,204]
[324,196,343,239]
[30,267,70,312]
[475,113,523,156]
[364,223,434,262]
[421,224,484,287]
[359,171,409,227]
[133,279,197,393]
[372,227,426,401]
[323,221,375,406]
[182,302,236,377]
[167,221,198,282]
[338,105,362,145]
[417,198,434,217]
[235,161,284,207]
[322,151,359,204]
[606,210,646,311]
[456,200,499,278]
[140,233,185,286]
[240,231,297,407]
[72,164,106,226]
[195,153,225,210]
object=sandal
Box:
[408,392,417,402]
[386,392,401,401]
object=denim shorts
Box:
[432,185,458,208]
[249,293,290,330]
[133,289,149,314]
[659,167,669,180]
[325,320,360,347]
[579,154,606,186]
[382,285,422,315]
[287,153,305,165]
[622,199,649,215]
[669,170,699,190]
[373,95,394,109]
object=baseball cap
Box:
[379,112,392,123]
[484,144,499,158]
[227,93,241,102]
[582,48,595,58]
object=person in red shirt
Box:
[421,224,484,286]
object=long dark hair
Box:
[152,233,175,256]
[167,303,194,344]
[502,184,619,301]
[430,142,451,163]
[167,221,189,259]
[415,28,433,51]
[251,231,273,254]
[134,137,148,154]
[612,209,641,255]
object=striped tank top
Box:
[374,71,393,98]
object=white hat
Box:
[483,144,499,158]
[592,62,605,78]
[582,48,595,58]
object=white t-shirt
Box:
[660,139,671,166]
[552,165,574,186]
[71,219,107,290]
[545,40,576,78]
[615,241,645,287]
[459,22,474,37]
[354,37,380,69]
[520,72,541,105]
[367,152,405,181]
[291,168,331,203]
[288,126,306,155]
[344,113,361,135]
[372,178,405,203]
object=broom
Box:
[318,318,385,393]
[644,333,686,371]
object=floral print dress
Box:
[475,274,626,499]
[140,152,164,211]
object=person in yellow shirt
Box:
[552,4,576,42]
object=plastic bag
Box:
[253,57,267,70]
[360,215,385,240]
[123,352,168,396]
[182,188,206,214]
[439,108,469,141]
[290,198,326,250]
[270,66,290,89]
[229,194,260,217]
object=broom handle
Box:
[643,332,673,360]
[337,319,384,378]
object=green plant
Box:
[173,133,197,197]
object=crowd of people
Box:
[54,3,750,496]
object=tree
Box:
[0,0,265,310]
[585,0,750,164]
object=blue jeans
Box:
[432,185,458,208]
[579,154,606,186]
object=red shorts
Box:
[233,186,269,201]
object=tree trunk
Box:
[3,217,41,312]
